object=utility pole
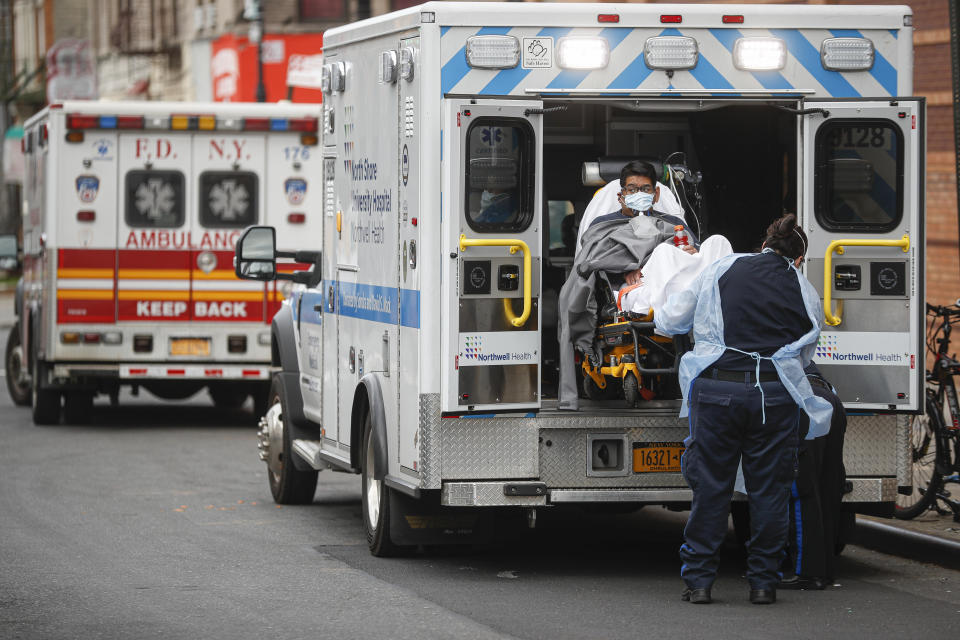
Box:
[950,0,960,265]
[245,0,266,102]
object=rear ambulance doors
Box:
[441,99,544,413]
[803,98,924,412]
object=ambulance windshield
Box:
[464,119,534,233]
[815,120,902,232]
[124,170,186,228]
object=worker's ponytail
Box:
[763,213,807,260]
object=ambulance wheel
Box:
[623,375,639,408]
[5,324,30,407]
[63,392,94,425]
[31,359,61,426]
[261,375,317,505]
[362,413,402,557]
[208,386,248,410]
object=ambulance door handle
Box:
[458,234,532,328]
[823,234,910,326]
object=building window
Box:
[300,0,345,20]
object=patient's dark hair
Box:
[619,161,658,189]
[762,213,807,260]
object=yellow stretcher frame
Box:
[822,233,910,326]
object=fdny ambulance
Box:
[11,101,321,424]
[235,2,923,555]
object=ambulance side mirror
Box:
[234,226,278,281]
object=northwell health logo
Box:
[815,335,837,359]
[816,335,904,363]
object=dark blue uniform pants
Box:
[680,376,800,590]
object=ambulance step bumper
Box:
[51,364,274,380]
[549,489,692,503]
[842,477,897,503]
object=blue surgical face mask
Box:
[624,191,654,213]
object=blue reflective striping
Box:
[461,413,497,419]
[441,26,451,37]
[609,50,654,89]
[889,29,898,39]
[658,27,733,92]
[709,28,793,90]
[600,26,631,51]
[524,412,536,418]
[442,27,514,95]
[771,29,860,97]
[399,287,420,329]
[829,29,896,95]
[547,69,590,90]
[480,27,572,94]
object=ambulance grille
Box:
[404,96,415,138]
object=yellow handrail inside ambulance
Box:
[459,234,532,328]
[823,234,910,326]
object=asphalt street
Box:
[2,383,960,640]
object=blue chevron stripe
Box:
[659,28,734,92]
[441,26,513,95]
[709,28,793,90]
[546,26,633,91]
[771,29,860,97]
[829,29,897,95]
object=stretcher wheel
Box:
[582,372,611,401]
[623,374,639,408]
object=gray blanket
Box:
[557,214,676,410]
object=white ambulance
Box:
[10,101,322,424]
[235,2,923,555]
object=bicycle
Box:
[895,300,960,520]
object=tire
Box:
[582,372,611,401]
[63,392,94,425]
[31,358,61,426]
[259,375,317,504]
[361,412,402,557]
[208,386,248,409]
[623,374,639,408]
[895,402,945,520]
[5,324,31,406]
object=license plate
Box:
[633,442,684,473]
[170,338,210,357]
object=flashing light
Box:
[820,37,875,71]
[598,14,619,23]
[733,37,787,71]
[722,15,744,24]
[557,36,610,71]
[644,36,699,70]
[660,15,682,24]
[465,35,521,69]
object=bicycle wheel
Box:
[895,406,945,519]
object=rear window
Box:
[464,119,535,233]
[125,170,186,228]
[814,120,903,232]
[199,171,259,228]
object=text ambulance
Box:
[11,101,321,424]
[235,2,923,556]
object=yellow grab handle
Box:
[823,233,909,326]
[459,233,532,328]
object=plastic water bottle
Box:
[673,224,689,247]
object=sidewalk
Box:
[861,510,960,544]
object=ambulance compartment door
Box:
[441,99,543,413]
[191,132,267,326]
[802,99,924,412]
[116,133,193,325]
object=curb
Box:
[853,518,960,570]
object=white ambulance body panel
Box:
[264,3,920,526]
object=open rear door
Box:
[441,99,544,413]
[802,98,924,412]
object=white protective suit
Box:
[576,180,685,253]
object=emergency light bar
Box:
[733,37,787,71]
[557,36,610,71]
[644,36,698,70]
[465,35,520,69]
[820,37,875,71]
[65,113,318,133]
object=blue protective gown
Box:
[654,249,832,439]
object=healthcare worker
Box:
[654,213,832,606]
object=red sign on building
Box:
[211,33,324,103]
